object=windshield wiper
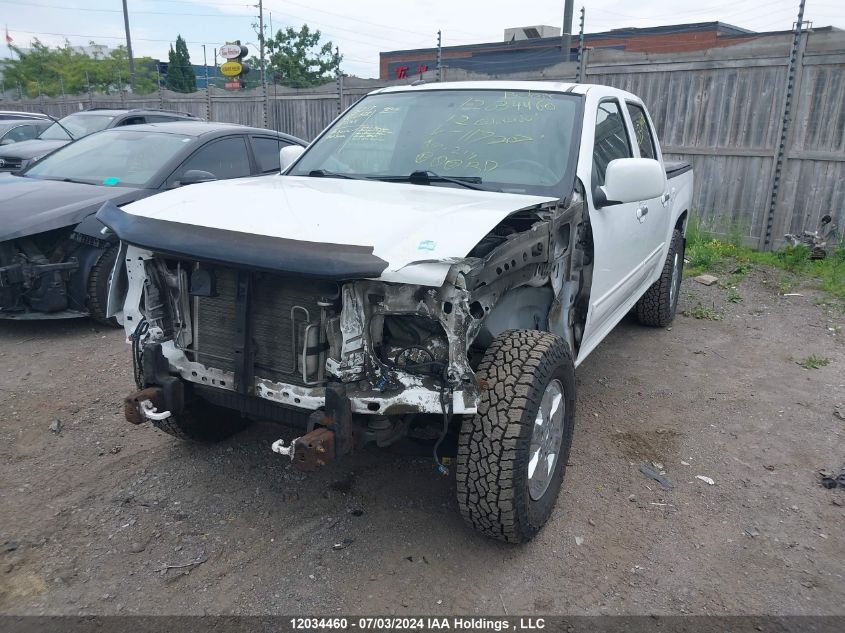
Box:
[379,170,487,191]
[39,112,75,140]
[307,169,369,180]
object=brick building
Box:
[380,22,761,80]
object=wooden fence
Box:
[3,28,844,249]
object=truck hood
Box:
[0,174,150,241]
[0,139,70,160]
[104,175,558,286]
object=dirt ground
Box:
[1,269,843,616]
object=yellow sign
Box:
[220,61,243,77]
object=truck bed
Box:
[664,160,692,179]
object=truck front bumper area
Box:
[155,338,477,416]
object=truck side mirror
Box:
[594,158,666,208]
[279,145,305,172]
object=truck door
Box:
[624,100,670,280]
[578,97,667,358]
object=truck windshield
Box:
[290,89,582,195]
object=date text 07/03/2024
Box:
[289,617,547,630]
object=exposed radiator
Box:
[189,267,325,387]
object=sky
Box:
[3,0,844,78]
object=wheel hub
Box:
[527,379,565,501]
[669,251,681,307]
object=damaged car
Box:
[103,82,693,542]
[0,122,305,323]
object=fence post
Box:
[59,76,66,117]
[762,1,808,250]
[336,73,344,116]
[576,7,586,82]
[156,64,164,110]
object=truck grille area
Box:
[189,266,329,388]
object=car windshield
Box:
[24,129,193,187]
[290,89,582,195]
[39,113,116,140]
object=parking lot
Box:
[1,269,843,616]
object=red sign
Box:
[224,81,241,90]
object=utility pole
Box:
[203,44,211,121]
[258,0,268,128]
[562,0,574,62]
[121,0,136,87]
[436,30,442,82]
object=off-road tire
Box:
[87,246,119,327]
[457,329,576,543]
[152,397,251,443]
[636,229,684,327]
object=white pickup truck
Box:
[100,81,693,543]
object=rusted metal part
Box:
[291,427,336,471]
[124,387,164,425]
[292,383,354,471]
[323,382,354,457]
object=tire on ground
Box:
[636,229,684,327]
[151,396,252,443]
[87,246,120,327]
[457,329,576,543]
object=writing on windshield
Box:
[291,89,580,195]
[414,92,558,175]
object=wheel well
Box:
[675,210,689,235]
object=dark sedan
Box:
[0,108,200,173]
[0,118,52,148]
[0,122,305,323]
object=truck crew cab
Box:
[101,82,693,542]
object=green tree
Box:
[264,25,341,88]
[165,35,195,92]
[0,38,156,97]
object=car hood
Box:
[101,175,558,286]
[0,174,150,241]
[0,139,70,160]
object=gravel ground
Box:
[1,269,843,616]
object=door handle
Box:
[636,204,649,223]
[661,192,671,205]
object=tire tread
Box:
[456,329,574,543]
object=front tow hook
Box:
[124,387,172,424]
[271,427,336,471]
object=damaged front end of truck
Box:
[101,185,592,472]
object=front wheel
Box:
[87,246,120,327]
[456,330,576,543]
[636,229,684,327]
